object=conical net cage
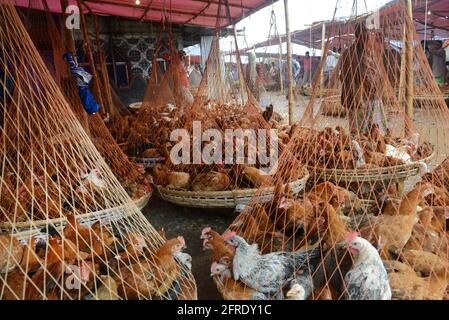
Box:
[0,1,196,300]
[152,1,302,201]
[20,3,152,202]
[203,0,449,300]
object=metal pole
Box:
[405,0,414,134]
[320,23,326,99]
[284,0,294,125]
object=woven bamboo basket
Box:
[0,192,151,236]
[320,94,347,117]
[311,152,434,184]
[309,153,434,199]
[157,171,309,209]
[129,156,165,169]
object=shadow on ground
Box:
[142,191,236,300]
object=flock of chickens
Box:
[295,125,434,170]
[199,162,449,299]
[0,214,194,300]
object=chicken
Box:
[385,260,429,300]
[141,148,162,158]
[20,237,44,273]
[201,227,235,264]
[241,166,269,188]
[152,163,169,186]
[0,235,23,273]
[317,202,348,249]
[277,196,316,235]
[361,183,435,258]
[117,232,149,262]
[224,231,320,294]
[86,275,119,300]
[307,181,352,212]
[285,269,314,300]
[77,168,106,194]
[116,236,186,299]
[191,172,230,191]
[210,261,270,300]
[344,234,391,300]
[400,250,449,277]
[63,213,94,252]
[311,243,353,300]
[166,171,190,189]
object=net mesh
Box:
[203,0,449,300]
[0,1,196,300]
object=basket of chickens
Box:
[0,214,196,300]
[153,164,309,209]
[202,176,449,300]
[297,126,434,195]
[0,167,152,235]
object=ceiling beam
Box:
[138,0,154,21]
[191,0,252,11]
[84,0,229,20]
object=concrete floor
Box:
[142,191,236,300]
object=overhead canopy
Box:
[241,0,449,53]
[13,0,276,28]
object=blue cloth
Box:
[282,60,301,83]
[63,52,100,115]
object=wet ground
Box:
[142,191,235,300]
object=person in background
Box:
[282,58,300,100]
[301,51,312,86]
[246,51,259,101]
[323,47,339,87]
[429,40,446,86]
[340,21,386,134]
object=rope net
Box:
[0,1,196,300]
[203,0,449,300]
[152,1,299,194]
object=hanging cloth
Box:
[63,52,100,115]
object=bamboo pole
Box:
[319,23,326,99]
[405,0,414,135]
[278,31,284,94]
[93,14,114,116]
[284,0,294,125]
[60,0,76,59]
[77,0,105,116]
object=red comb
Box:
[201,227,211,236]
[223,230,236,241]
[177,236,185,245]
[345,231,359,243]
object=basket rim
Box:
[309,152,434,176]
[158,171,309,198]
[0,191,151,232]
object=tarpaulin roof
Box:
[241,0,449,52]
[13,0,276,28]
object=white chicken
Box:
[344,233,392,300]
[77,168,106,193]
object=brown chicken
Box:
[400,249,449,277]
[241,166,269,188]
[0,235,23,273]
[361,183,435,259]
[201,227,235,265]
[191,171,230,191]
[116,236,186,299]
[166,171,191,189]
[152,163,169,186]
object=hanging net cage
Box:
[0,0,196,300]
[152,0,307,209]
[201,0,449,300]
